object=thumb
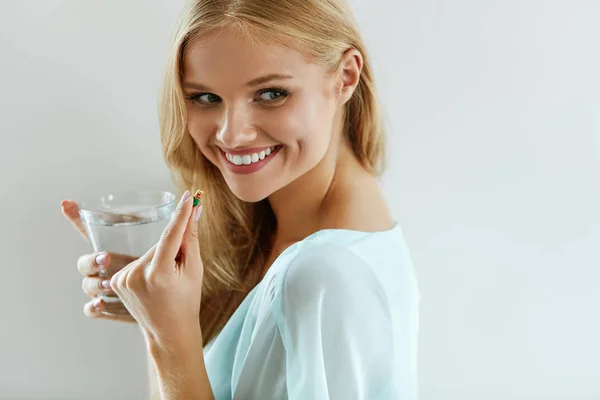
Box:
[182,204,203,268]
[61,200,90,243]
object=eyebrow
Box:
[182,73,293,91]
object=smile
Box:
[220,145,282,175]
[224,146,279,166]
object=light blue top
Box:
[203,223,420,399]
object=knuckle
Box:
[146,268,168,289]
[83,302,97,318]
[81,278,94,295]
[125,271,135,289]
[110,273,121,292]
[145,271,160,287]
[76,254,89,274]
[126,264,144,289]
[81,277,106,296]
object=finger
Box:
[83,298,136,323]
[110,260,135,296]
[77,252,138,277]
[137,243,159,265]
[81,276,115,297]
[153,191,194,268]
[61,200,89,243]
[182,204,202,268]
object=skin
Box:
[60,26,393,398]
[183,28,393,271]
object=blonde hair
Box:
[159,0,386,344]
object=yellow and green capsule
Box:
[193,190,204,207]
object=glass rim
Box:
[77,190,177,215]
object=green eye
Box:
[198,93,220,103]
[188,93,220,105]
[258,90,283,101]
[257,88,289,102]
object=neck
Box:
[267,138,364,244]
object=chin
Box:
[227,180,274,203]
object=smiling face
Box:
[181,27,344,202]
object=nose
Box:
[216,105,258,149]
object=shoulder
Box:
[269,243,394,369]
[275,243,389,313]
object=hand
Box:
[61,199,137,322]
[109,191,204,346]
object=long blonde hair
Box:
[159,0,386,344]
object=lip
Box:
[220,145,282,175]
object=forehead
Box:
[182,27,323,85]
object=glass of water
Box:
[78,190,177,315]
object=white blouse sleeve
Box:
[271,244,396,400]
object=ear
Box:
[336,48,363,105]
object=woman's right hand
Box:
[61,199,137,323]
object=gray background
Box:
[0,0,598,399]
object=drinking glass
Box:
[78,190,177,315]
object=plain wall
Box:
[0,0,598,399]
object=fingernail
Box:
[92,298,103,309]
[95,253,107,266]
[193,205,202,221]
[101,280,111,289]
[180,190,191,205]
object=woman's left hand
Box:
[110,190,204,346]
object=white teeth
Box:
[225,146,278,166]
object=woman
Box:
[61,0,420,398]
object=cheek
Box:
[186,109,216,151]
[186,107,211,138]
[267,97,334,152]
